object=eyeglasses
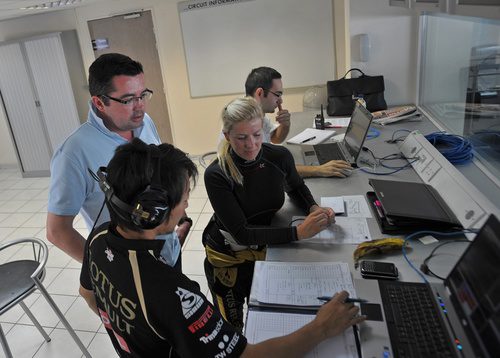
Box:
[101,89,153,105]
[266,89,283,98]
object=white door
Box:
[88,10,173,144]
[0,42,52,175]
[24,34,81,152]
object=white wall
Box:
[73,0,326,155]
[0,1,327,164]
[350,0,418,106]
[0,0,419,165]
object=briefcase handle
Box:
[341,68,366,79]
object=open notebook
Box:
[286,127,337,145]
[246,261,359,358]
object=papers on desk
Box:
[286,128,336,145]
[325,116,351,128]
[245,311,358,358]
[321,196,345,215]
[246,262,359,358]
[321,195,372,218]
[250,261,356,308]
[293,216,371,244]
[294,195,372,244]
[371,105,420,125]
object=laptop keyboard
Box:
[379,281,456,358]
[315,143,345,163]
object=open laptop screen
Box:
[445,215,500,358]
[343,103,373,160]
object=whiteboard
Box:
[178,0,335,97]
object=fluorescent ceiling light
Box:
[20,0,83,10]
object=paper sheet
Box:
[255,261,356,306]
[321,196,345,215]
[293,216,371,244]
[343,195,373,218]
[286,128,336,145]
[324,116,351,128]
[321,195,371,218]
[245,311,358,358]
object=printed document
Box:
[245,310,358,358]
[320,196,345,215]
[253,261,356,307]
[292,216,371,244]
[328,195,373,218]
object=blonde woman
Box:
[203,97,335,330]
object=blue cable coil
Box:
[424,132,474,165]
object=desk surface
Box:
[267,110,469,283]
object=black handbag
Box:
[327,68,387,116]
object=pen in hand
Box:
[317,296,368,303]
[301,136,316,144]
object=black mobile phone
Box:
[360,260,398,280]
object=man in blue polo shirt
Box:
[46,53,189,263]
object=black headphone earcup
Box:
[96,146,171,231]
[130,186,170,229]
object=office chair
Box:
[199,151,217,169]
[0,238,91,358]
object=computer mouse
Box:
[341,169,353,177]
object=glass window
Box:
[419,13,500,180]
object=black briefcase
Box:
[327,68,387,116]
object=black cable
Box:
[89,200,107,238]
[420,239,469,280]
[385,129,412,144]
[362,147,418,162]
[360,147,419,172]
[87,167,107,237]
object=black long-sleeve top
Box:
[204,143,317,247]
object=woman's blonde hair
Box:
[218,96,264,185]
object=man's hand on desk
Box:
[297,160,352,178]
[314,291,366,337]
[296,206,335,240]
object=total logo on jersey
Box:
[214,333,241,358]
[176,287,203,319]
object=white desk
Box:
[267,110,469,283]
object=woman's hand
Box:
[296,205,335,240]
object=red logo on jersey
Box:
[98,309,112,330]
[113,330,131,353]
[188,306,214,333]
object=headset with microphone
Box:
[95,145,171,230]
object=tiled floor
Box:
[0,161,213,358]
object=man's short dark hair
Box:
[88,53,144,99]
[105,138,198,232]
[245,66,282,97]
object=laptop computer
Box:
[367,179,463,234]
[302,102,373,167]
[355,214,500,358]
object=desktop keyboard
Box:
[379,281,456,358]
